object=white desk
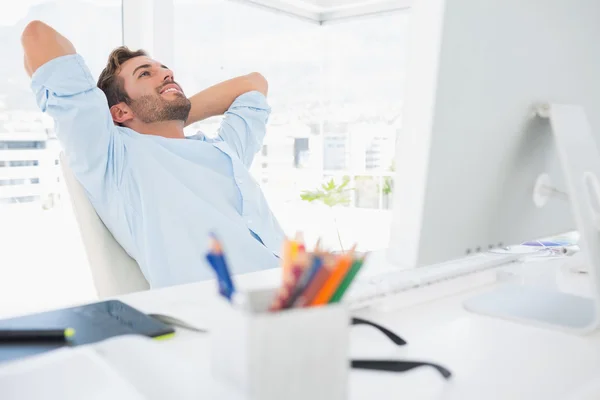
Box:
[114,253,600,400]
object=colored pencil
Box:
[328,257,365,303]
[309,253,354,306]
[284,254,323,308]
[293,255,336,308]
[269,263,305,311]
[282,239,299,279]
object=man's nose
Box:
[160,67,174,81]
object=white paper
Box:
[0,346,145,400]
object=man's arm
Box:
[185,72,268,126]
[21,20,75,77]
[21,21,123,200]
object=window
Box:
[174,0,408,251]
[0,0,122,318]
[0,178,39,186]
[322,16,406,214]
[294,138,309,168]
[0,141,45,149]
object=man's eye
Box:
[139,71,150,77]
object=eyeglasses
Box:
[153,313,452,380]
[352,359,452,379]
[351,317,452,380]
[351,317,407,345]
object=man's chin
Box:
[130,94,190,123]
[161,92,186,100]
[162,103,191,122]
[168,94,189,103]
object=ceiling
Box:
[234,0,413,24]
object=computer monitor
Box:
[387,0,600,333]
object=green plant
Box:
[382,177,393,195]
[300,176,352,207]
[382,162,395,196]
[300,176,353,251]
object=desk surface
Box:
[115,253,600,400]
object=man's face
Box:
[117,56,191,124]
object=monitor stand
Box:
[464,103,600,334]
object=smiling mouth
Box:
[159,84,183,95]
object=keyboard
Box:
[344,252,522,310]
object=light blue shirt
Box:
[31,54,285,288]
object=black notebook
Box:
[0,300,174,364]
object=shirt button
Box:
[237,179,243,184]
[248,219,253,224]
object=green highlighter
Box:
[0,328,76,342]
[0,300,175,364]
[329,258,364,303]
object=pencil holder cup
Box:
[210,287,349,400]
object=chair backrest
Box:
[59,153,150,297]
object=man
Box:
[21,20,285,288]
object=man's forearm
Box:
[185,72,268,127]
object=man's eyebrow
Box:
[161,64,169,70]
[132,64,152,76]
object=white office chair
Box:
[59,153,150,298]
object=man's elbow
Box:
[21,20,49,48]
[247,72,268,96]
[20,20,75,76]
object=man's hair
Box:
[97,46,148,108]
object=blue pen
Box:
[206,234,236,300]
[206,253,229,299]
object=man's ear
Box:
[110,103,134,124]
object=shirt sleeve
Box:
[31,53,123,201]
[217,91,271,168]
